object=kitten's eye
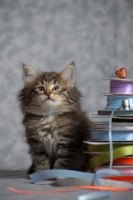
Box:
[38,86,45,91]
[52,86,59,91]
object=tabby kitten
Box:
[18,62,91,174]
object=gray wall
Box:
[0,0,133,169]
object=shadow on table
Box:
[0,170,28,179]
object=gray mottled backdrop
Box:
[0,0,133,170]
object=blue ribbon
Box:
[29,169,94,182]
[78,191,109,200]
[90,130,133,141]
[108,107,119,169]
[106,96,133,109]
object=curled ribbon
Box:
[89,145,133,169]
[8,185,130,194]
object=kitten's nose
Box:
[45,91,52,97]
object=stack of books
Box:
[85,78,133,174]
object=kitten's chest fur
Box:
[38,114,59,154]
[24,114,60,155]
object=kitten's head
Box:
[18,62,81,116]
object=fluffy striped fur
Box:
[18,63,91,174]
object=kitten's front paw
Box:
[28,161,50,175]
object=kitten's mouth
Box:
[46,97,53,102]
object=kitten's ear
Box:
[23,64,38,85]
[60,62,75,87]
